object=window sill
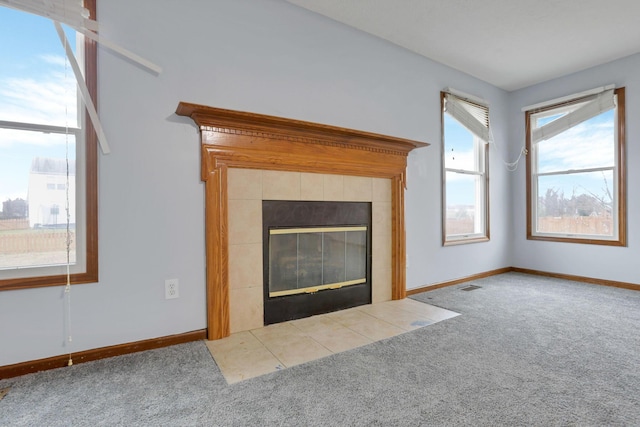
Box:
[527,234,626,246]
[444,236,490,246]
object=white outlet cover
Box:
[165,279,179,299]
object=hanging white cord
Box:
[63,30,73,367]
[487,119,527,172]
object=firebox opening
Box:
[263,200,372,325]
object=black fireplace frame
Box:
[262,200,372,325]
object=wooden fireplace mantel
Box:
[176,102,428,340]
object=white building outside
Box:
[27,157,76,228]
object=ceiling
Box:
[286,0,640,91]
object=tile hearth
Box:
[205,298,459,384]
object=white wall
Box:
[509,54,640,284]
[406,84,512,287]
[1,0,511,366]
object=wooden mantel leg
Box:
[206,165,230,340]
[391,175,407,300]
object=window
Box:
[441,91,490,244]
[525,87,626,245]
[0,0,98,290]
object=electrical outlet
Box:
[165,279,179,299]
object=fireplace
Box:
[263,201,372,324]
[175,102,428,340]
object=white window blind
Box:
[0,0,162,154]
[444,92,490,143]
[531,89,616,144]
[0,0,96,30]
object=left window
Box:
[441,91,490,245]
[0,0,98,290]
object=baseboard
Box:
[4,267,637,380]
[406,266,640,297]
[406,267,513,295]
[510,267,640,291]
[0,329,207,380]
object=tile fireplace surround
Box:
[176,103,427,340]
[228,169,390,333]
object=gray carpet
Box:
[1,272,639,426]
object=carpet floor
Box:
[1,272,639,426]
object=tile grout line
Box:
[305,313,375,347]
[289,320,337,356]
[334,315,375,343]
[353,305,412,332]
[248,329,289,369]
[356,306,412,331]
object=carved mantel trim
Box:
[176,102,428,340]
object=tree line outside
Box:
[536,186,613,236]
[446,178,613,238]
[0,198,27,220]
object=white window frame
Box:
[441,91,490,245]
[525,87,626,246]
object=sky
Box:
[444,103,616,208]
[0,6,78,210]
[443,113,484,207]
[535,111,615,205]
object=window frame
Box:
[441,91,490,246]
[525,87,626,246]
[0,0,98,291]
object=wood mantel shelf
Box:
[176,102,426,157]
[176,102,428,340]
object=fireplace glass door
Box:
[268,226,367,297]
[263,200,371,324]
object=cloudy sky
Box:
[535,111,615,205]
[0,6,78,209]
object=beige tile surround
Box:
[227,168,393,334]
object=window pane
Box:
[445,171,484,236]
[537,110,615,174]
[444,113,477,171]
[0,129,77,269]
[0,7,79,127]
[536,170,614,237]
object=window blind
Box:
[0,0,161,74]
[531,89,615,144]
[444,92,490,142]
[0,0,162,154]
[0,0,97,31]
